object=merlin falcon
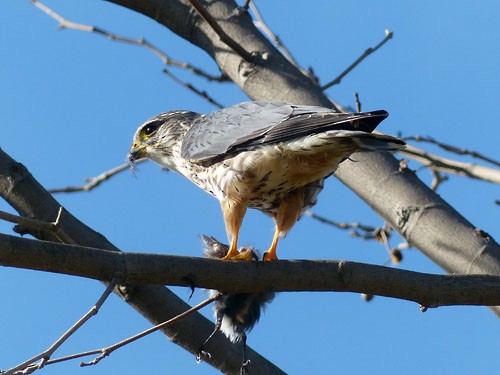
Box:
[128,101,405,261]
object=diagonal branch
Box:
[248,0,301,70]
[0,148,283,375]
[162,68,224,108]
[321,29,394,90]
[30,0,226,107]
[187,0,255,63]
[3,280,117,375]
[80,296,218,367]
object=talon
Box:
[262,251,279,261]
[222,247,255,261]
[196,349,211,363]
[240,359,251,375]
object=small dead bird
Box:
[197,235,275,374]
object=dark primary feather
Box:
[180,101,393,163]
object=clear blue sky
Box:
[1,1,499,374]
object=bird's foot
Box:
[262,251,278,261]
[221,247,255,261]
[240,359,251,375]
[196,348,211,363]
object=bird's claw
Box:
[240,359,251,375]
[262,251,278,261]
[221,247,255,261]
[196,349,211,363]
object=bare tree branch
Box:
[3,280,117,375]
[30,0,225,81]
[354,92,362,112]
[29,0,228,107]
[162,68,224,108]
[402,135,500,167]
[187,0,255,62]
[47,162,138,194]
[401,143,500,183]
[0,148,283,375]
[1,233,499,308]
[0,207,75,243]
[80,296,218,367]
[321,29,394,90]
[12,0,500,372]
[305,210,379,239]
[306,211,409,265]
[248,1,302,70]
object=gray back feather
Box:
[180,101,389,163]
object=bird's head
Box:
[128,111,198,169]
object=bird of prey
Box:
[128,101,405,261]
[197,235,275,373]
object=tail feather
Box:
[351,133,406,152]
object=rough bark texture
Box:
[2,0,499,373]
[2,233,500,307]
[107,0,500,311]
[0,149,284,375]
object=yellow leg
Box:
[222,235,240,260]
[263,227,280,261]
[263,189,304,261]
[220,199,253,261]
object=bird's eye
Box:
[143,123,159,137]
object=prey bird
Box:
[128,101,405,260]
[197,235,275,373]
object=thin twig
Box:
[163,68,224,109]
[402,135,500,168]
[306,211,407,264]
[430,169,449,191]
[400,143,500,184]
[49,162,140,194]
[305,211,378,239]
[15,296,217,370]
[354,92,362,112]
[3,279,118,375]
[30,0,225,81]
[248,1,301,69]
[0,207,75,244]
[30,0,228,108]
[321,29,394,90]
[187,0,255,63]
[80,295,218,367]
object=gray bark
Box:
[0,148,283,375]
[2,0,498,373]
[2,233,500,307]
[106,0,500,312]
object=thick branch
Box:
[104,0,500,317]
[0,148,282,375]
[1,233,499,308]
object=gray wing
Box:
[180,101,388,163]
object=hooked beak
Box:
[128,142,146,163]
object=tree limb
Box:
[1,233,499,308]
[104,0,500,315]
[0,148,283,375]
[3,280,117,375]
[400,143,500,183]
[321,29,394,90]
